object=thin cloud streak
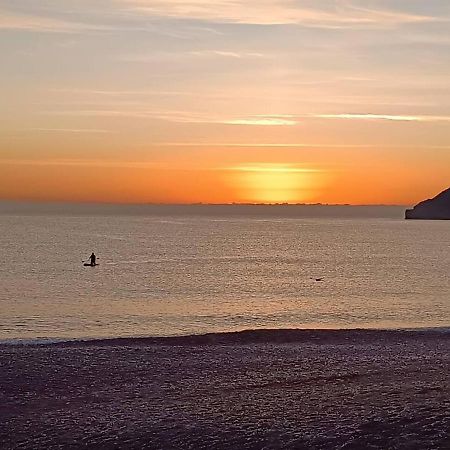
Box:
[0,159,161,168]
[46,88,444,108]
[145,143,450,150]
[43,109,300,125]
[146,143,391,148]
[120,49,267,62]
[31,128,111,134]
[314,114,450,122]
[42,109,450,126]
[0,7,222,36]
[188,50,266,58]
[49,88,198,97]
[41,109,201,121]
[121,0,439,27]
[0,10,111,33]
[1,1,445,36]
[222,118,298,126]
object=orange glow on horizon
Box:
[1,152,447,206]
[230,164,327,204]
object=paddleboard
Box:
[83,263,99,267]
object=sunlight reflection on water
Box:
[0,213,449,340]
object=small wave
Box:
[3,327,449,348]
[0,337,73,346]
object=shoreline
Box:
[2,326,450,347]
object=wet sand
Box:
[1,329,449,449]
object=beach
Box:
[1,329,449,449]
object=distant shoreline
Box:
[0,199,408,207]
[0,201,407,218]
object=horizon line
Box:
[0,199,409,208]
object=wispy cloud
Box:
[228,113,450,124]
[49,88,198,97]
[121,0,438,28]
[42,109,215,123]
[0,10,109,33]
[189,50,266,58]
[222,118,298,126]
[0,1,444,35]
[43,109,298,125]
[146,142,379,148]
[118,49,266,62]
[0,158,160,168]
[42,107,450,126]
[141,142,450,150]
[313,113,450,122]
[31,128,111,133]
[0,7,222,36]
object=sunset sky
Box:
[1,0,449,204]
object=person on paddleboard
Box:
[89,252,96,266]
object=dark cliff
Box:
[405,187,450,220]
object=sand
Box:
[1,329,449,449]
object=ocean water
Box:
[0,205,449,341]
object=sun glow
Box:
[231,164,325,204]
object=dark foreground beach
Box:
[1,329,449,449]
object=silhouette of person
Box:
[89,252,96,266]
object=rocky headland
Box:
[405,187,450,220]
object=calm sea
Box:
[1,204,449,341]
